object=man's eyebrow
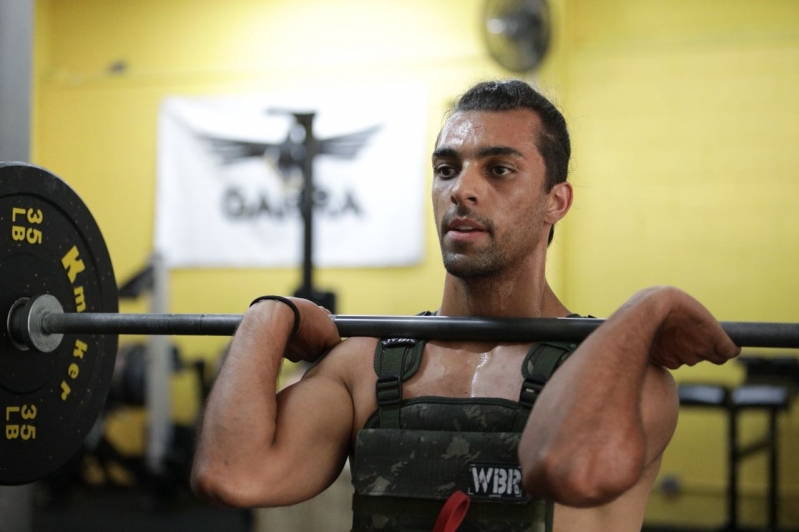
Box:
[476,146,524,159]
[432,145,525,160]
[432,147,459,159]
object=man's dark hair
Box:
[453,79,570,245]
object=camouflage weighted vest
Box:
[351,324,579,532]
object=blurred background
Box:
[1,0,797,530]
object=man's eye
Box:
[435,165,457,178]
[491,166,512,176]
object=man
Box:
[192,79,740,531]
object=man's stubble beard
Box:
[438,219,543,280]
[441,243,507,279]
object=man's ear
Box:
[544,182,573,225]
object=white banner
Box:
[154,85,428,268]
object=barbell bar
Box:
[9,293,799,351]
[1,161,798,487]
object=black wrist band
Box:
[249,295,301,337]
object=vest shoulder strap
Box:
[512,340,578,433]
[518,340,579,409]
[373,312,431,429]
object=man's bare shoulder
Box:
[301,336,381,435]
[640,362,679,462]
[303,336,380,381]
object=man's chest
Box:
[345,340,536,440]
[403,343,531,401]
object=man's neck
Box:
[438,263,570,319]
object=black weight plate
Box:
[0,162,118,485]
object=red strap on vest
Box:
[432,490,471,532]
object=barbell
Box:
[0,162,797,486]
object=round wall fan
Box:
[482,0,552,73]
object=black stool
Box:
[678,365,795,532]
[728,384,790,532]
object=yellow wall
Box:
[557,0,799,527]
[31,0,798,527]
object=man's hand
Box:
[628,287,741,369]
[282,298,342,363]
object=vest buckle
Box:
[376,374,402,406]
[519,374,547,409]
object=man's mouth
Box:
[450,224,482,232]
[443,216,490,240]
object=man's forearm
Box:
[191,303,294,504]
[519,288,674,506]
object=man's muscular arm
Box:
[519,286,740,507]
[191,298,352,508]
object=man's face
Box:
[432,109,550,278]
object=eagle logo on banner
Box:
[205,116,382,178]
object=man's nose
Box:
[450,164,483,205]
